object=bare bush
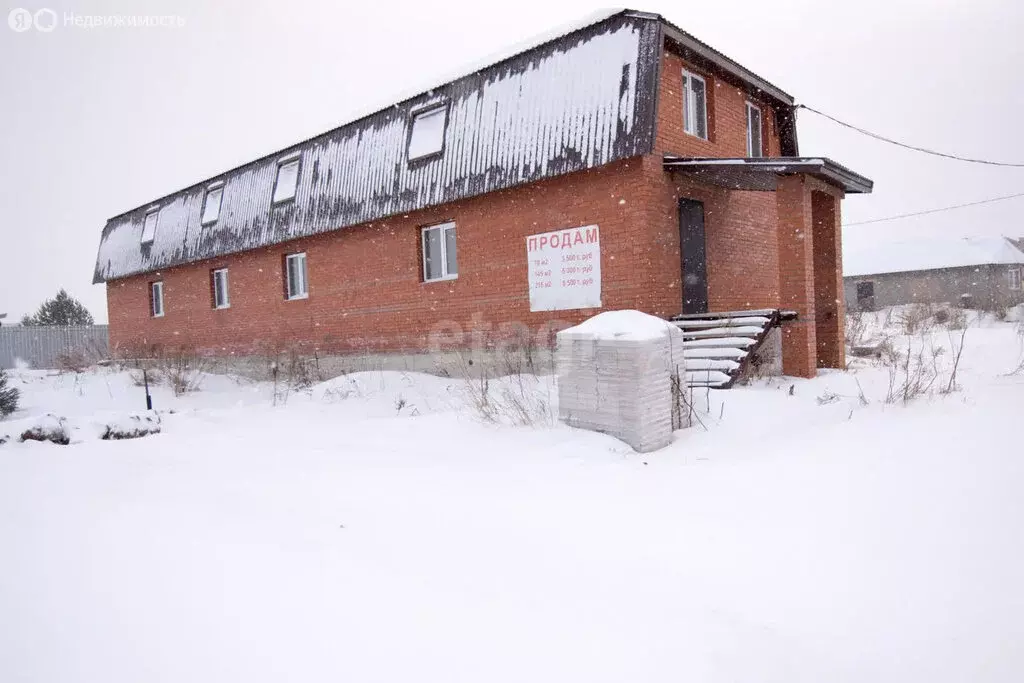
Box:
[454,350,553,426]
[882,336,942,404]
[942,306,968,330]
[270,351,326,406]
[19,415,70,445]
[130,368,164,387]
[56,351,92,373]
[152,349,212,396]
[845,311,870,349]
[895,304,935,336]
[101,413,161,440]
[943,327,969,393]
[55,337,107,374]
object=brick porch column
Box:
[775,175,817,378]
[812,190,845,369]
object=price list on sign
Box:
[526,225,602,312]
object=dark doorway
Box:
[679,198,708,314]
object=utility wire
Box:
[796,104,1024,168]
[844,191,1024,226]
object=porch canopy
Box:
[663,155,873,194]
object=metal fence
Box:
[0,325,109,369]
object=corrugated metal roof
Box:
[93,12,661,283]
[93,9,802,284]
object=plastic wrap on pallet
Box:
[555,310,687,452]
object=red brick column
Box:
[811,190,845,369]
[775,175,817,378]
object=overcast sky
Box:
[1,0,1022,323]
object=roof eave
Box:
[659,21,794,106]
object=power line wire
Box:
[797,104,1024,168]
[844,191,1024,226]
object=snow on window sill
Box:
[286,293,309,301]
[423,274,458,284]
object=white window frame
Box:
[407,105,448,161]
[273,157,301,204]
[1010,267,1022,290]
[421,222,457,283]
[682,69,708,140]
[212,268,230,309]
[141,208,160,243]
[746,101,763,157]
[201,183,224,226]
[285,252,308,300]
[150,281,164,318]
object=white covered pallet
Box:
[556,310,687,452]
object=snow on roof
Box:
[843,236,1024,277]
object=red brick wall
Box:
[107,45,841,378]
[655,50,782,159]
[107,158,684,356]
[644,47,785,316]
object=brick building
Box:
[93,9,872,378]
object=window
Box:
[202,184,224,225]
[285,253,308,300]
[141,209,159,243]
[150,281,164,318]
[212,268,230,309]
[408,105,447,161]
[682,70,708,139]
[422,222,457,282]
[856,280,875,311]
[746,102,763,157]
[273,157,300,203]
[1010,268,1022,290]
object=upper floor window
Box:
[408,105,447,161]
[422,222,457,282]
[1010,267,1022,290]
[746,102,763,157]
[141,208,159,243]
[273,157,300,203]
[150,281,164,317]
[285,252,308,300]
[202,183,224,225]
[682,70,708,140]
[212,268,230,309]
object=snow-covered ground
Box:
[2,310,1024,682]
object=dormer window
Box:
[273,157,300,203]
[682,70,708,140]
[408,105,447,161]
[746,102,763,157]
[201,183,224,225]
[141,208,159,243]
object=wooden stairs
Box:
[670,309,795,389]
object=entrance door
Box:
[679,198,708,314]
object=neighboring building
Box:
[843,236,1024,311]
[93,9,872,379]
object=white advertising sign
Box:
[526,225,601,312]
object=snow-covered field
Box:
[2,310,1024,682]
